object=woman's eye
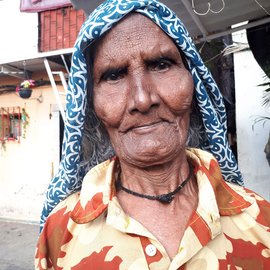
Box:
[150,59,172,72]
[101,68,127,82]
[106,73,120,81]
[103,72,120,82]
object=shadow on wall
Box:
[247,19,270,166]
[265,133,270,166]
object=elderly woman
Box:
[35,0,270,269]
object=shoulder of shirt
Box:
[187,148,270,219]
[47,159,115,217]
[46,191,81,222]
[226,181,270,226]
[230,181,270,206]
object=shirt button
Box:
[115,208,121,216]
[145,244,157,257]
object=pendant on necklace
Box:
[157,194,174,203]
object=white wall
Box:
[0,0,38,63]
[234,30,270,200]
[0,87,65,222]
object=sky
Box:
[0,0,38,63]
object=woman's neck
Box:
[118,153,191,196]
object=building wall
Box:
[0,0,85,63]
[0,0,38,63]
[234,31,270,201]
[0,86,65,222]
[39,7,85,52]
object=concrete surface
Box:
[0,218,39,270]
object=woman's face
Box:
[93,14,194,168]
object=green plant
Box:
[255,76,270,166]
[21,108,30,138]
[0,140,6,151]
[257,72,270,107]
[16,79,35,92]
[253,76,270,127]
[20,79,35,88]
[261,84,270,108]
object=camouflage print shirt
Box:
[35,148,270,270]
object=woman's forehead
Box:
[98,13,163,45]
[110,13,159,32]
[93,13,180,60]
[90,13,189,73]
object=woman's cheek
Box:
[159,75,194,112]
[94,85,126,127]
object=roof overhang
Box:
[0,48,73,79]
[71,0,270,42]
[2,0,270,77]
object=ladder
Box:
[43,57,68,123]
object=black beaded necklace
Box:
[116,163,193,204]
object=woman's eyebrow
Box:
[100,66,128,79]
[95,57,128,75]
[144,55,176,65]
[143,48,182,62]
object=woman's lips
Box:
[128,121,168,134]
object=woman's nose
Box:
[128,75,160,114]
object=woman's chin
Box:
[111,124,188,168]
[119,142,185,168]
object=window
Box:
[0,107,22,142]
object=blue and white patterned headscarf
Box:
[40,0,243,229]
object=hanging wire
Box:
[192,0,225,16]
[23,60,28,80]
[253,0,270,16]
[198,40,207,53]
[204,43,249,64]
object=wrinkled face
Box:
[93,14,194,168]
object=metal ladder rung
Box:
[51,71,68,94]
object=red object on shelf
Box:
[20,0,71,13]
[0,107,21,143]
[39,7,86,52]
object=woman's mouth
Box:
[129,121,169,134]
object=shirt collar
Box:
[70,149,251,224]
[70,157,117,223]
[186,148,252,216]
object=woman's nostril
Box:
[131,91,160,113]
[128,82,160,113]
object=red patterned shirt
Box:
[35,148,270,269]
